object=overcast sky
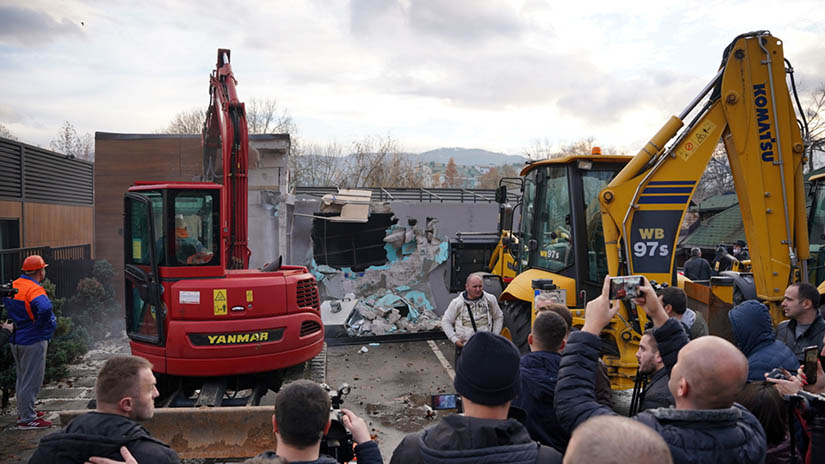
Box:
[1,0,824,156]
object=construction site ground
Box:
[0,334,457,462]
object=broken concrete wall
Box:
[289,197,500,315]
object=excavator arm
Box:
[202,49,251,269]
[600,32,808,314]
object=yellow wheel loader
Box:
[498,31,811,388]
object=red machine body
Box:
[122,52,323,389]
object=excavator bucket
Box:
[61,406,275,459]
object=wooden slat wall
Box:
[24,203,94,249]
[0,199,22,219]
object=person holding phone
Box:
[776,283,825,364]
[555,275,766,464]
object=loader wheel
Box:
[502,299,532,354]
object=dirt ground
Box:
[323,338,457,458]
[0,335,458,463]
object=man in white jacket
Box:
[441,273,503,364]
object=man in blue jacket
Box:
[5,255,56,429]
[555,276,766,464]
[728,300,798,381]
[512,310,570,453]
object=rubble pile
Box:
[347,288,442,336]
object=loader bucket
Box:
[61,406,275,459]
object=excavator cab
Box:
[123,183,223,346]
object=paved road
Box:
[323,338,457,459]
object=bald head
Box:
[668,336,747,410]
[465,274,484,299]
[564,416,672,464]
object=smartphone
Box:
[609,275,643,300]
[803,345,819,385]
[431,393,462,410]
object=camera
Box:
[320,383,355,464]
[431,393,463,412]
[609,275,643,300]
[0,281,17,322]
[0,281,17,299]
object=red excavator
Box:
[122,49,323,406]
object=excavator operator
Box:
[175,214,214,265]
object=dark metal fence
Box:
[0,245,93,299]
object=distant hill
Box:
[418,147,527,166]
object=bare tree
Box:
[692,142,733,202]
[805,83,825,171]
[291,136,429,188]
[524,136,617,160]
[0,124,17,141]
[292,142,345,187]
[524,138,558,160]
[50,121,94,161]
[162,108,205,134]
[161,98,295,135]
[247,98,295,135]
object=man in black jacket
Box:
[776,282,825,362]
[390,332,561,463]
[29,355,180,464]
[555,276,766,464]
[251,379,382,464]
[683,247,712,282]
[512,311,570,452]
[635,329,674,411]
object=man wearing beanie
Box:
[390,332,561,463]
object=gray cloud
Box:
[406,0,522,42]
[0,6,83,47]
[350,0,522,42]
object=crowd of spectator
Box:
[23,273,825,464]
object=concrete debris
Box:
[346,288,441,337]
[314,215,450,338]
[360,346,369,354]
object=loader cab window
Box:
[536,166,572,271]
[171,191,219,266]
[519,166,572,273]
[810,182,825,246]
[582,169,621,281]
[519,175,537,270]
